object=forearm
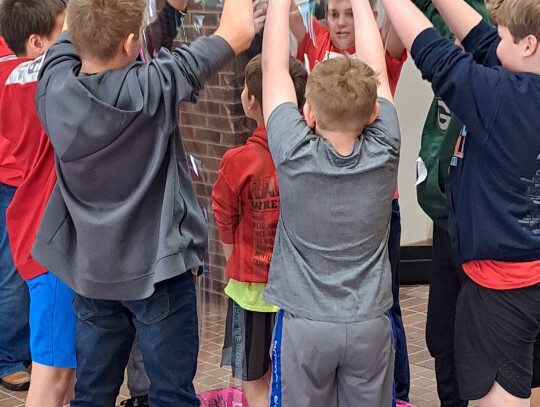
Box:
[381,18,406,60]
[221,243,234,261]
[213,0,255,54]
[289,6,307,45]
[431,0,483,42]
[262,0,297,123]
[379,0,433,53]
[351,0,391,99]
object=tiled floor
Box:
[0,284,469,406]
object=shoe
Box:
[1,370,30,391]
[120,394,149,407]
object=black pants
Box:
[426,224,468,407]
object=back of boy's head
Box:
[0,0,66,57]
[497,0,540,41]
[67,0,146,61]
[305,56,379,133]
[245,54,308,108]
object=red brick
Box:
[180,112,207,127]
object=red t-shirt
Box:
[0,37,22,187]
[212,124,279,283]
[0,56,56,280]
[463,259,540,290]
[297,18,406,199]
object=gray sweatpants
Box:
[270,311,394,407]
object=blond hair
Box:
[497,0,540,41]
[67,0,146,61]
[484,0,504,25]
[305,56,379,133]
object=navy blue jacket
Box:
[411,21,540,263]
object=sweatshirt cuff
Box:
[411,27,442,61]
[192,34,235,68]
[461,20,492,51]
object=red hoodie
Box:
[0,56,55,280]
[0,37,22,188]
[212,123,279,283]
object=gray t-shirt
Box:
[263,98,400,322]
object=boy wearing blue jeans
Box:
[380,0,540,405]
[262,0,400,405]
[31,0,255,405]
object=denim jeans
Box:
[71,272,199,407]
[389,199,410,402]
[0,182,31,378]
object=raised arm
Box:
[381,17,406,60]
[289,1,307,45]
[351,0,393,101]
[262,0,299,124]
[429,0,483,42]
[214,0,255,54]
[378,0,433,53]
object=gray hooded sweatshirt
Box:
[32,31,234,300]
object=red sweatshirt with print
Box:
[212,124,279,283]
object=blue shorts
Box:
[26,272,76,368]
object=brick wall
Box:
[176,1,258,305]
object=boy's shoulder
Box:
[4,56,43,87]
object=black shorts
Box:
[221,298,276,381]
[455,279,540,400]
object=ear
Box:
[25,34,46,58]
[122,32,139,58]
[366,101,380,125]
[522,34,538,57]
[303,102,316,128]
[248,95,260,111]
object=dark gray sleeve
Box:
[36,31,81,135]
[139,35,234,122]
[266,102,312,167]
[363,98,401,153]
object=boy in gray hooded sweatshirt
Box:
[32,0,255,406]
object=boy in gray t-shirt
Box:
[261,0,400,405]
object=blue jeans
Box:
[389,199,410,402]
[0,182,31,378]
[71,272,199,407]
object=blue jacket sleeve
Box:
[411,27,503,143]
[461,20,500,67]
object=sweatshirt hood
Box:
[38,63,144,163]
[246,123,268,149]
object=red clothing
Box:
[297,18,407,96]
[0,56,55,280]
[0,37,22,187]
[463,259,540,290]
[297,18,405,199]
[212,124,279,283]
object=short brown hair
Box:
[497,0,540,42]
[0,0,66,57]
[246,54,308,108]
[67,0,146,61]
[305,56,379,132]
